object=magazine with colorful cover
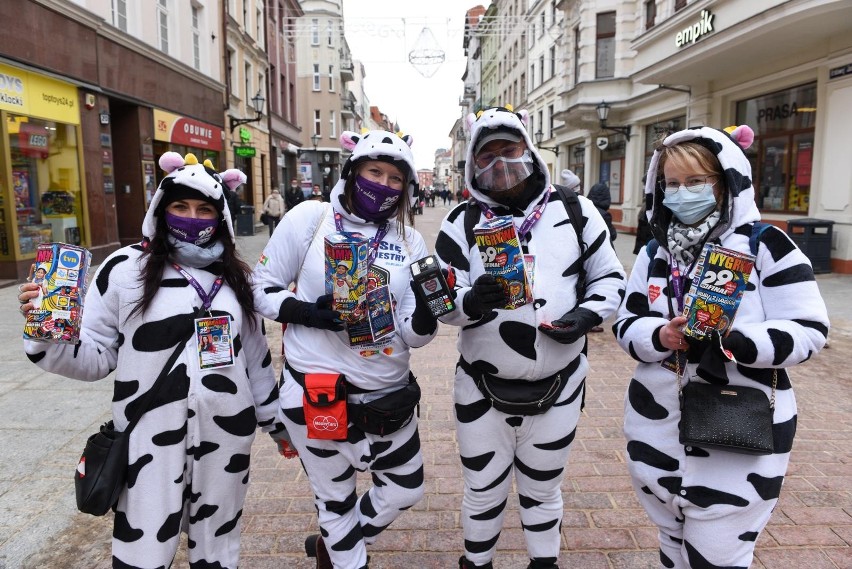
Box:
[324,231,369,323]
[473,215,532,310]
[682,243,755,340]
[23,242,91,343]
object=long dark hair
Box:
[130,216,257,329]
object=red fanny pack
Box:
[303,373,348,440]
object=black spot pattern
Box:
[506,416,523,427]
[26,351,46,364]
[212,406,257,437]
[333,465,357,482]
[682,485,749,508]
[152,421,187,446]
[522,518,559,532]
[282,405,307,426]
[187,441,220,460]
[157,509,183,542]
[189,504,219,524]
[767,328,795,365]
[189,560,225,569]
[113,380,139,402]
[435,231,470,272]
[773,415,797,453]
[224,453,250,473]
[532,428,576,451]
[472,464,512,492]
[384,465,424,489]
[747,472,784,500]
[514,456,563,482]
[372,431,421,470]
[113,510,144,542]
[628,379,669,420]
[685,538,748,569]
[306,446,340,458]
[127,454,153,488]
[738,531,758,542]
[455,399,491,423]
[131,313,196,352]
[325,490,358,514]
[201,373,238,394]
[96,255,130,296]
[471,498,507,521]
[330,523,363,552]
[124,364,190,421]
[460,451,495,472]
[498,321,537,360]
[213,509,242,537]
[660,549,675,568]
[762,264,815,287]
[519,494,543,509]
[627,440,679,471]
[359,491,378,518]
[465,533,500,554]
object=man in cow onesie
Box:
[435,106,626,569]
[19,152,282,568]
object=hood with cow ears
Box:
[336,129,419,209]
[142,152,247,243]
[464,106,551,209]
[644,125,760,245]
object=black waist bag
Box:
[349,378,421,437]
[461,359,569,415]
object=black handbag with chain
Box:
[75,317,196,516]
[678,370,777,456]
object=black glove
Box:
[410,279,438,336]
[463,274,506,317]
[721,330,751,361]
[277,294,344,331]
[538,307,602,344]
[696,330,734,383]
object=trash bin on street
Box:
[786,218,833,274]
[235,204,255,236]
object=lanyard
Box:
[475,189,550,241]
[171,263,223,311]
[333,210,389,268]
[668,254,687,313]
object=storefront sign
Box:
[675,10,715,48]
[829,63,852,80]
[234,146,256,158]
[153,109,223,151]
[0,63,80,124]
[18,122,49,158]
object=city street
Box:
[0,202,850,568]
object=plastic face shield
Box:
[473,151,534,192]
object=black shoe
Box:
[527,559,559,569]
[305,534,333,569]
[459,556,494,569]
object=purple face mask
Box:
[164,211,219,246]
[351,175,403,221]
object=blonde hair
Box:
[658,142,722,178]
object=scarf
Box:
[168,236,225,269]
[666,210,721,268]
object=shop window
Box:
[599,136,626,204]
[7,117,84,256]
[736,83,817,213]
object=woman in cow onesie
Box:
[613,126,829,568]
[18,152,283,568]
[253,130,438,569]
[435,106,625,569]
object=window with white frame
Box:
[327,19,334,46]
[548,104,555,136]
[530,63,535,90]
[329,110,336,137]
[596,12,616,79]
[573,25,580,85]
[311,18,319,45]
[157,0,169,53]
[539,55,545,84]
[112,0,127,32]
[191,5,201,71]
[328,65,334,91]
[257,7,263,45]
[244,63,251,107]
[550,46,556,79]
[227,49,235,95]
[314,110,321,136]
[312,64,320,90]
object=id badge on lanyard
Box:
[194,315,235,370]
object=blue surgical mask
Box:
[662,184,718,225]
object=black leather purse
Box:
[76,327,193,516]
[677,360,777,455]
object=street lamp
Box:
[595,101,632,140]
[310,133,320,152]
[534,130,560,157]
[229,90,265,132]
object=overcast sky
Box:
[342,0,486,170]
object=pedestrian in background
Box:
[18,153,285,568]
[253,130,438,569]
[613,125,829,568]
[436,106,625,569]
[285,177,305,211]
[559,168,581,194]
[633,174,654,254]
[587,181,617,243]
[310,183,324,201]
[262,188,285,236]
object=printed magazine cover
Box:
[682,243,755,340]
[324,232,369,323]
[473,216,532,310]
[23,243,91,343]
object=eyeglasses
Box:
[474,144,526,168]
[663,175,717,194]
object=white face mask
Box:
[662,183,718,225]
[474,151,534,192]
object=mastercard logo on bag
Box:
[312,416,339,431]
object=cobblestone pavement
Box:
[0,203,849,568]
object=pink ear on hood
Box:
[466,113,477,132]
[159,151,185,174]
[400,134,414,147]
[516,109,530,126]
[339,131,360,151]
[220,169,247,191]
[729,125,755,150]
